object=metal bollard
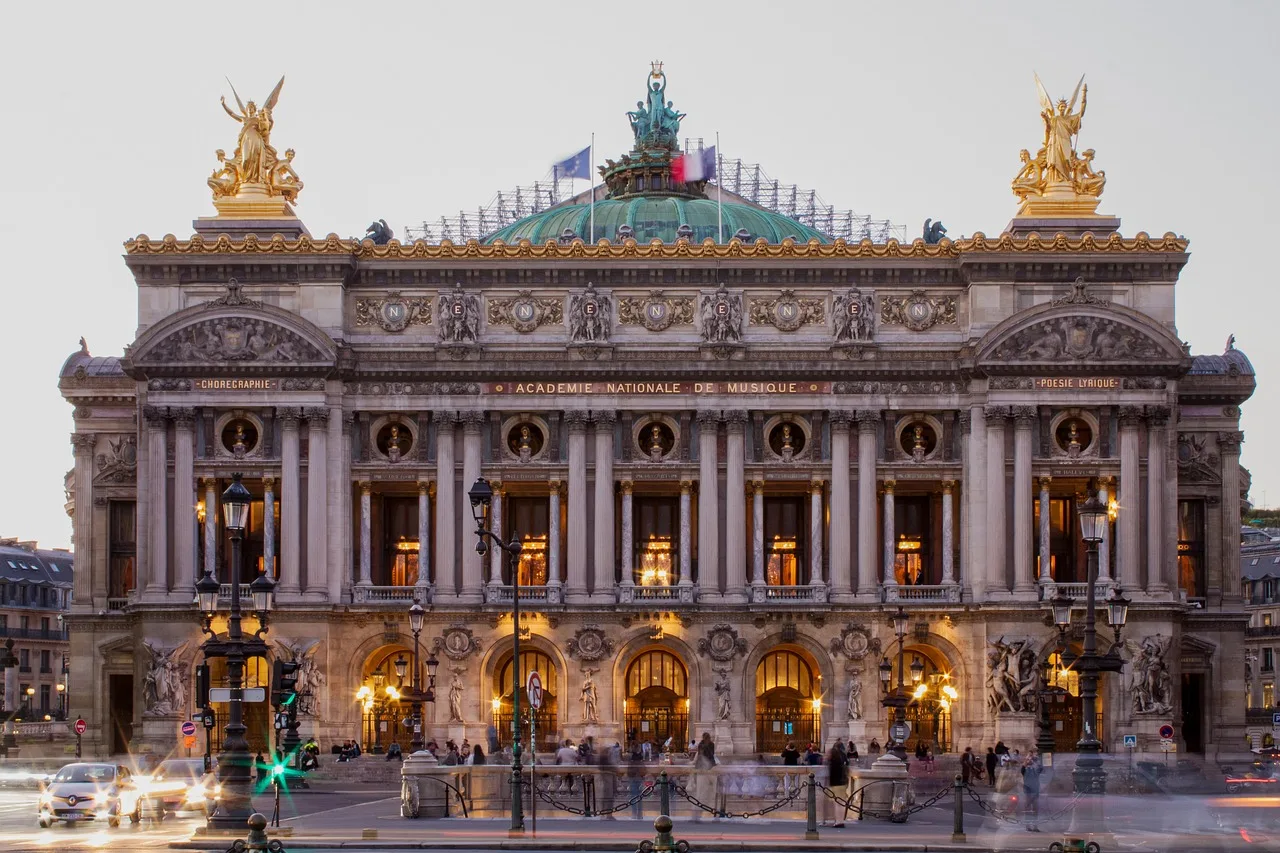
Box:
[659,771,671,817]
[951,774,967,843]
[805,773,819,840]
[235,812,280,852]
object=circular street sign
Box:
[1159,724,1174,740]
[526,670,543,710]
[889,722,910,742]
[181,720,197,737]
[73,718,87,736]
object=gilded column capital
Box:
[750,479,765,495]
[171,407,197,430]
[809,478,824,495]
[1118,405,1145,427]
[1146,405,1171,427]
[1011,405,1037,427]
[1036,475,1052,490]
[679,479,693,494]
[548,479,562,496]
[1217,431,1244,455]
[142,405,169,429]
[262,475,276,489]
[491,479,504,495]
[418,480,431,495]
[983,405,1010,422]
[882,479,896,494]
[564,410,590,432]
[724,410,749,430]
[459,411,486,432]
[593,410,618,429]
[941,479,956,494]
[1097,475,1116,489]
[278,407,302,429]
[695,410,720,429]
[829,410,853,431]
[69,433,97,454]
[856,410,880,433]
[359,480,373,495]
[199,476,219,490]
[620,479,634,495]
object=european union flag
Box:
[552,145,591,181]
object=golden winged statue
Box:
[208,75,303,215]
[1011,73,1105,216]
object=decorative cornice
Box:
[125,231,1190,259]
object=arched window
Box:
[493,650,558,750]
[624,650,688,751]
[755,649,819,752]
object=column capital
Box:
[142,405,169,429]
[941,479,956,494]
[491,480,504,495]
[829,410,853,430]
[983,405,1010,422]
[359,480,373,495]
[593,410,618,429]
[278,407,303,429]
[750,479,765,495]
[809,478,824,495]
[262,475,276,489]
[1011,405,1037,427]
[548,479,562,496]
[957,410,972,433]
[1118,405,1145,427]
[620,479,633,495]
[724,409,749,429]
[855,410,880,433]
[199,476,219,490]
[69,433,96,454]
[565,410,590,432]
[695,410,720,429]
[1146,405,1172,427]
[459,411,486,432]
[680,479,693,494]
[418,480,431,495]
[171,407,197,430]
[436,412,458,433]
[882,479,896,494]
[1097,475,1116,489]
[1218,431,1244,455]
[342,410,356,431]
[1036,474,1052,490]
[304,406,330,426]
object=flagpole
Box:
[716,132,723,243]
[590,132,595,243]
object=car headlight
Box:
[184,784,207,803]
[39,793,52,807]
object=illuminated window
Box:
[765,497,805,585]
[1265,683,1275,708]
[517,535,548,586]
[381,497,420,586]
[107,501,136,599]
[634,497,678,586]
[1178,500,1206,600]
[638,536,674,587]
[509,498,550,586]
[1047,651,1080,696]
[893,496,934,585]
[1034,497,1080,583]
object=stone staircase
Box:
[305,755,406,785]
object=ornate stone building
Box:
[62,70,1255,761]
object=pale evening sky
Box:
[2,1,1276,550]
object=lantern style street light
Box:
[879,606,912,761]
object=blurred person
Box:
[386,741,403,761]
[597,741,618,819]
[823,740,849,828]
[467,744,486,765]
[961,747,975,785]
[556,738,579,793]
[781,741,801,765]
[1021,751,1042,832]
[692,732,716,821]
[627,745,646,819]
[985,747,997,787]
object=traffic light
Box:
[271,659,301,708]
[195,664,210,707]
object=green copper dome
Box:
[483,197,829,245]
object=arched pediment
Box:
[976,296,1188,371]
[127,300,337,372]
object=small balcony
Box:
[1038,581,1113,602]
[105,597,130,612]
[352,585,429,605]
[884,583,961,603]
[618,584,697,605]
[1246,624,1280,638]
[485,584,560,605]
[752,584,828,604]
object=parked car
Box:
[37,762,140,828]
[138,757,219,818]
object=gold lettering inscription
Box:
[1034,377,1120,390]
[193,379,279,391]
[486,381,829,396]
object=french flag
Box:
[672,146,716,183]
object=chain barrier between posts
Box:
[964,783,1083,824]
[532,780,655,816]
[672,780,807,819]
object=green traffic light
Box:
[271,763,285,777]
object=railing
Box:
[218,583,252,601]
[752,584,828,604]
[0,627,69,641]
[485,584,559,604]
[353,585,429,604]
[105,596,130,612]
[1038,582,1113,601]
[1246,708,1278,724]
[619,584,697,604]
[1246,624,1280,637]
[884,584,961,603]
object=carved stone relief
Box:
[95,436,137,483]
[437,284,481,343]
[354,292,432,332]
[142,319,323,363]
[828,623,879,663]
[568,282,612,343]
[487,290,563,333]
[986,637,1038,715]
[700,284,743,343]
[880,290,958,331]
[748,290,824,331]
[992,317,1163,361]
[832,289,877,342]
[431,625,482,661]
[833,380,961,395]
[697,624,748,662]
[617,291,694,331]
[566,626,614,662]
[1177,434,1221,483]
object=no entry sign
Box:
[526,670,543,710]
[73,718,87,736]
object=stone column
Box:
[679,480,693,588]
[696,412,720,595]
[326,404,345,605]
[359,481,373,587]
[1220,430,1245,606]
[459,412,485,603]
[565,411,590,601]
[144,406,168,594]
[723,411,748,603]
[620,481,634,589]
[1146,407,1171,594]
[1012,406,1036,594]
[810,479,825,587]
[489,482,504,589]
[882,480,897,597]
[417,481,432,595]
[172,409,195,592]
[279,408,302,595]
[751,480,765,589]
[966,405,988,600]
[1097,478,1113,583]
[548,481,562,592]
[985,406,1009,596]
[202,477,218,582]
[941,480,956,585]
[305,408,329,597]
[1118,406,1143,592]
[435,415,457,597]
[70,434,95,605]
[856,411,879,598]
[1038,476,1052,585]
[829,412,853,601]
[592,412,617,601]
[263,477,276,580]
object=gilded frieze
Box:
[880,290,958,331]
[747,290,824,331]
[354,292,432,333]
[617,291,694,331]
[486,290,563,333]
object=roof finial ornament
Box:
[78,337,89,356]
[1226,334,1236,352]
[1051,276,1108,307]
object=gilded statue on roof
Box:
[1011,74,1105,216]
[207,76,303,215]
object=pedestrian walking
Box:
[822,741,849,828]
[692,732,716,821]
[985,747,998,787]
[627,746,645,819]
[556,738,580,792]
[597,742,618,819]
[960,747,975,785]
[1021,752,1042,831]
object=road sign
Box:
[73,718,87,736]
[889,722,910,743]
[1160,740,1177,752]
[180,720,197,737]
[208,687,267,703]
[1122,734,1137,748]
[1158,724,1174,740]
[183,735,197,749]
[1273,712,1280,726]
[526,670,543,710]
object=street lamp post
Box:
[196,473,277,830]
[402,599,437,754]
[878,606,914,762]
[468,477,525,836]
[1035,659,1058,765]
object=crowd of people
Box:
[961,741,1045,829]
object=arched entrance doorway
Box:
[206,655,270,755]
[624,649,688,751]
[493,649,558,752]
[1044,646,1106,752]
[359,646,415,754]
[890,646,955,753]
[755,648,820,752]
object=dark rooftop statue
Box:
[365,219,393,245]
[628,62,685,152]
[923,218,948,244]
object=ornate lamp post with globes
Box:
[877,606,920,761]
[468,477,524,836]
[396,599,438,754]
[195,473,277,830]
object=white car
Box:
[37,762,140,828]
[138,758,219,818]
